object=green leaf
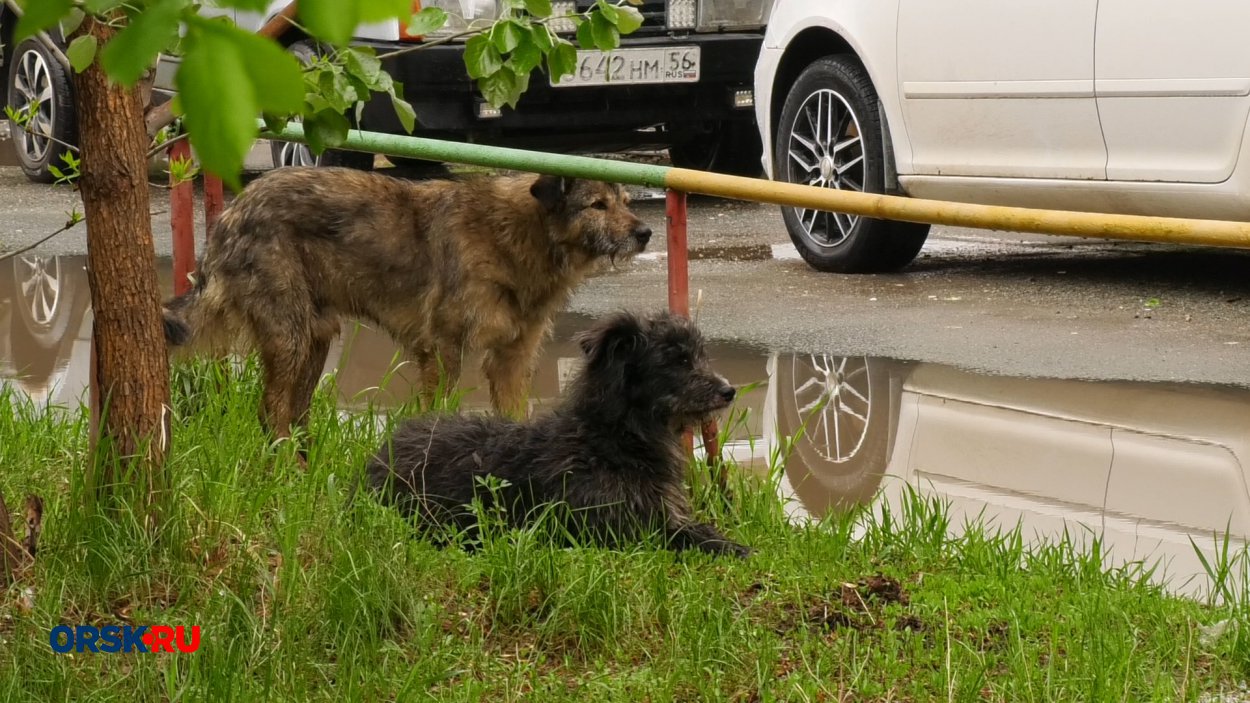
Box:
[262,112,290,135]
[524,0,552,17]
[100,0,183,85]
[464,35,503,79]
[596,1,619,24]
[83,0,125,12]
[344,46,393,93]
[304,109,350,154]
[298,0,359,46]
[60,9,86,38]
[14,0,73,43]
[510,36,542,74]
[492,20,527,54]
[225,25,306,115]
[478,65,520,109]
[358,0,412,23]
[546,40,578,81]
[531,24,553,53]
[589,11,619,51]
[575,19,594,50]
[406,7,448,36]
[391,95,417,133]
[176,26,257,190]
[304,93,332,114]
[65,35,97,73]
[614,5,644,34]
[215,0,282,11]
[318,67,359,113]
[345,47,385,86]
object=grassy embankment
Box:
[0,357,1247,701]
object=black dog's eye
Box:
[678,353,693,368]
[591,200,608,210]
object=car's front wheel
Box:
[775,56,929,273]
[6,38,77,183]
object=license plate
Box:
[552,46,700,87]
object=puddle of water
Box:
[3,254,1250,599]
[688,244,775,262]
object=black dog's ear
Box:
[576,312,647,366]
[530,174,577,211]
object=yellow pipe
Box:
[666,168,1250,249]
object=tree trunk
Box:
[0,488,20,588]
[72,16,171,520]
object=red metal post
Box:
[204,173,224,238]
[666,189,724,477]
[666,189,690,317]
[666,190,695,457]
[170,140,195,296]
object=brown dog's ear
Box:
[576,312,647,366]
[530,174,577,210]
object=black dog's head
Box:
[530,175,651,262]
[570,311,736,428]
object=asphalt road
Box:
[4,150,1250,388]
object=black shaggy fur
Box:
[365,310,751,557]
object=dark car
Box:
[2,0,772,182]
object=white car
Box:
[754,1,1250,273]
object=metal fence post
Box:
[204,174,224,238]
[666,189,725,479]
[170,140,195,296]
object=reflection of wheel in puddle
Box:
[13,255,77,348]
[790,354,873,463]
[778,354,894,515]
[17,255,61,328]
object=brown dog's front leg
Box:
[666,521,752,558]
[482,332,544,419]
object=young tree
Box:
[11,0,641,522]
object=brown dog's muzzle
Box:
[632,224,652,248]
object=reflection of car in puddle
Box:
[3,256,1248,596]
[0,254,91,406]
[778,357,1250,598]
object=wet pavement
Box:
[3,254,1249,599]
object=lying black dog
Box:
[365,310,750,557]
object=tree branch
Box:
[0,216,85,263]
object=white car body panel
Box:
[1095,0,1250,183]
[755,0,1250,222]
[896,0,1105,180]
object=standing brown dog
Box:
[163,166,651,439]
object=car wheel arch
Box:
[770,28,859,136]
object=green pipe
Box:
[262,122,1250,248]
[262,122,673,188]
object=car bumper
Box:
[359,33,764,151]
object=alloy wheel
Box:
[784,89,866,247]
[11,48,56,165]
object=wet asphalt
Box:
[3,142,1250,388]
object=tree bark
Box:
[73,16,171,519]
[0,488,20,588]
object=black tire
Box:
[774,56,929,273]
[269,41,374,171]
[6,38,78,183]
[777,354,896,515]
[669,120,764,176]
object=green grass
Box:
[1,358,1248,702]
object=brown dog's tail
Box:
[162,269,208,347]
